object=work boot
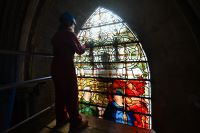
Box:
[68,120,88,132]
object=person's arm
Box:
[71,32,88,55]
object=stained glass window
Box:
[75,7,152,129]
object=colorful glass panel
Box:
[75,7,152,129]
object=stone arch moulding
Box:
[75,7,152,129]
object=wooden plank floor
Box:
[39,115,155,133]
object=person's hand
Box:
[84,41,94,49]
[83,43,90,49]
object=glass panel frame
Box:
[75,7,152,129]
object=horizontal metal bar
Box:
[0,76,52,91]
[78,101,152,117]
[2,104,55,133]
[83,40,140,48]
[0,41,139,57]
[79,89,151,99]
[75,61,148,64]
[77,76,151,81]
[80,21,125,30]
[0,76,150,91]
[0,50,53,58]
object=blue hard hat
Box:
[60,12,76,25]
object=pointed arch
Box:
[75,7,152,129]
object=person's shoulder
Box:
[60,30,76,38]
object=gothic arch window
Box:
[75,7,152,129]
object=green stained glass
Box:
[75,7,152,129]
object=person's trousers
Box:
[53,76,82,123]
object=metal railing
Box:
[2,104,55,133]
[0,50,53,58]
[0,76,52,91]
[0,49,54,133]
[0,76,53,133]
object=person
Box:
[103,88,135,126]
[103,80,135,126]
[51,12,89,131]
